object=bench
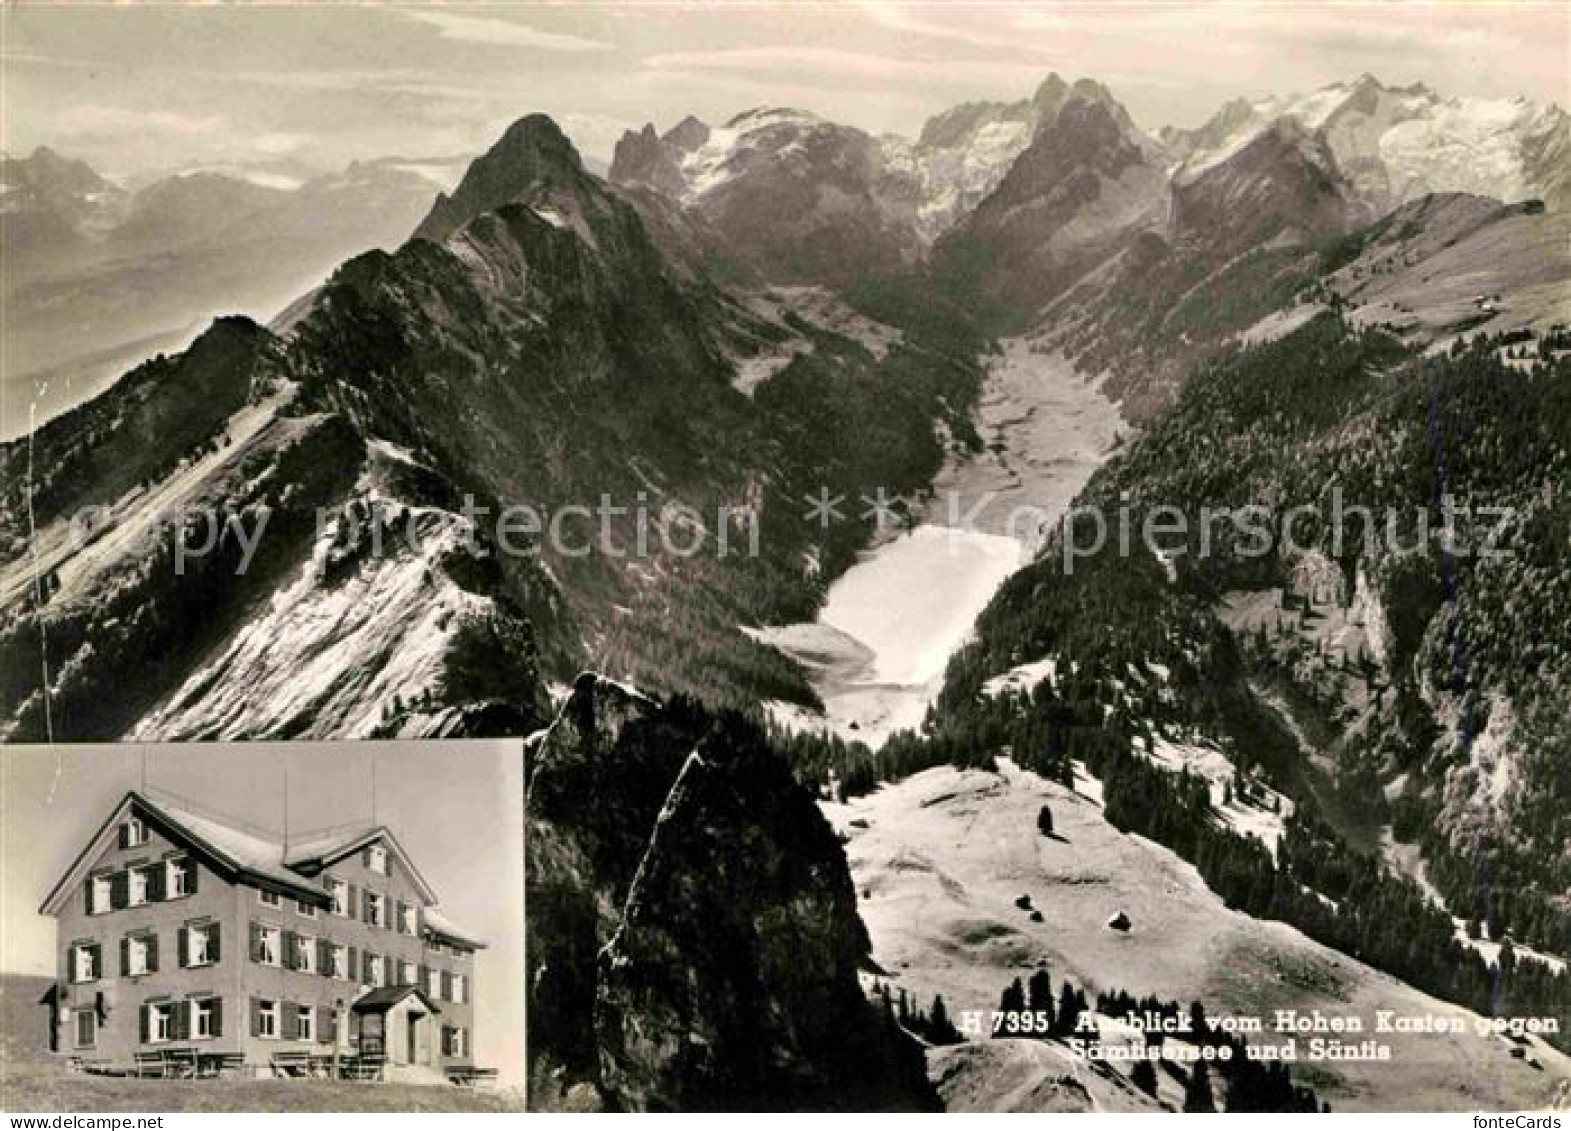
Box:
[339,1053,386,1082]
[162,1047,198,1079]
[132,1051,168,1078]
[197,1052,246,1078]
[447,1066,500,1089]
[67,1057,116,1076]
[270,1050,315,1078]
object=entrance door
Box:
[410,1012,431,1065]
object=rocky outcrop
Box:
[526,674,938,1111]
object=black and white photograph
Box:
[1,0,1568,1116]
[1,741,524,1110]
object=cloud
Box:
[643,47,923,80]
[254,132,312,155]
[395,9,612,52]
[52,105,225,139]
[854,1,1048,56]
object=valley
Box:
[757,337,1125,744]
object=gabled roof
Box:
[283,825,437,905]
[422,906,487,950]
[351,985,442,1014]
[38,791,439,914]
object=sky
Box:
[1,740,525,1087]
[2,1,1566,180]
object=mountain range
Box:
[2,70,1567,1110]
[1,149,452,438]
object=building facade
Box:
[40,791,484,1080]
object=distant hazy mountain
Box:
[2,154,446,437]
[0,146,128,264]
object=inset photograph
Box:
[1,741,522,1112]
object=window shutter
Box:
[209,923,221,964]
[419,964,430,994]
[361,847,371,867]
[441,969,453,1001]
[249,922,261,962]
[187,862,198,896]
[110,871,128,910]
[347,884,358,919]
[139,1004,149,1045]
[177,926,189,969]
[120,936,130,977]
[282,1002,299,1041]
[118,824,129,850]
[147,863,166,902]
[211,998,224,1039]
[173,1000,188,1042]
[283,931,298,970]
[146,933,159,973]
[83,879,93,916]
[361,951,372,983]
[89,944,102,980]
[250,998,262,1038]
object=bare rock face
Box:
[526,674,938,1112]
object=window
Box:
[398,903,416,935]
[124,817,147,847]
[150,1002,174,1043]
[400,960,416,987]
[74,1008,96,1047]
[330,943,347,980]
[126,934,150,977]
[365,892,385,928]
[256,925,279,966]
[296,898,317,918]
[71,944,100,984]
[257,888,281,908]
[295,1004,314,1042]
[442,1026,467,1058]
[193,999,217,1040]
[90,875,111,916]
[452,973,467,1005]
[296,935,316,974]
[185,922,217,968]
[367,845,388,875]
[328,878,348,917]
[258,999,278,1039]
[367,954,385,988]
[128,867,148,907]
[167,857,192,898]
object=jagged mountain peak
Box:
[1170,76,1568,211]
[1172,113,1364,247]
[662,114,711,151]
[413,111,598,244]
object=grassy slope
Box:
[0,974,521,1113]
[822,762,1571,1113]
